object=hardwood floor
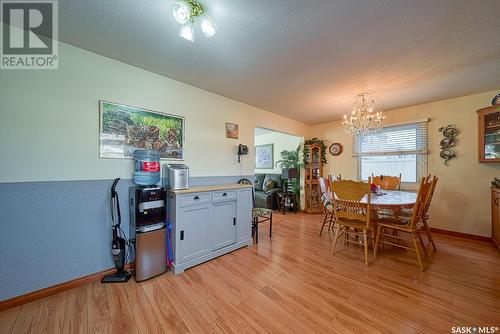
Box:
[1,213,499,333]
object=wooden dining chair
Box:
[318,177,330,196]
[374,177,432,271]
[372,173,402,191]
[318,177,335,236]
[319,193,336,236]
[421,175,438,251]
[398,174,438,251]
[330,177,374,265]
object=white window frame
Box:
[353,119,428,188]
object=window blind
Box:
[353,121,428,157]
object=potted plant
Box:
[276,146,303,210]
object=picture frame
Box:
[99,100,185,160]
[226,122,239,139]
[255,144,274,169]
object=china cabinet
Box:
[304,143,323,213]
[477,105,500,163]
[491,188,500,250]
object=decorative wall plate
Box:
[329,143,343,156]
[440,149,456,166]
[440,137,456,148]
[442,127,458,138]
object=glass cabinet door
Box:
[311,146,320,180]
[479,106,500,162]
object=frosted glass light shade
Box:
[179,22,194,42]
[200,14,217,37]
[172,1,190,24]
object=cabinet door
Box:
[478,106,500,162]
[211,201,237,251]
[493,190,500,246]
[237,188,253,242]
[178,205,211,263]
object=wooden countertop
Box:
[168,183,253,195]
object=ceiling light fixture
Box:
[342,93,385,135]
[171,0,217,42]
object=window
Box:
[354,121,428,183]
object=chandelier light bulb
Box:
[172,1,191,24]
[179,22,195,42]
[200,14,217,37]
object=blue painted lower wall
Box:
[0,175,253,301]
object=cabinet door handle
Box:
[233,217,236,226]
[194,195,199,200]
[495,198,499,206]
[180,230,185,240]
[223,192,227,197]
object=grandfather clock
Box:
[304,143,323,214]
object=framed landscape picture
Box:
[99,101,185,160]
[255,144,274,169]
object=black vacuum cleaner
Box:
[102,178,132,283]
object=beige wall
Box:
[308,90,500,237]
[0,40,308,182]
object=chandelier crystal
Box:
[342,93,385,135]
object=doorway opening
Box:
[253,127,303,212]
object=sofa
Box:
[254,173,282,210]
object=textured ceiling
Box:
[58,0,500,124]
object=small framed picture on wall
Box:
[226,122,239,139]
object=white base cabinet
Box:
[177,204,211,263]
[168,184,253,274]
[212,201,237,251]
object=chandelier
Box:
[342,93,385,135]
[171,0,217,42]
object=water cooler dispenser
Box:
[129,186,167,281]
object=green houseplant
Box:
[276,146,303,210]
[275,146,302,169]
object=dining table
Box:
[326,190,417,208]
[364,190,417,209]
[326,190,418,219]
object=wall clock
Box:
[329,143,343,156]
